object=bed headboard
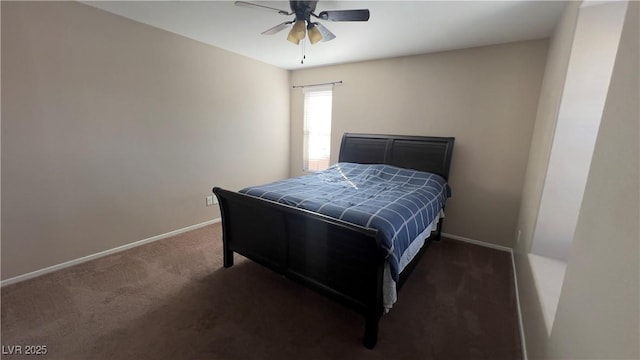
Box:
[338,133,455,180]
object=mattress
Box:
[383,212,443,311]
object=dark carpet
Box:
[1,223,522,359]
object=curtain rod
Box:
[292,81,343,89]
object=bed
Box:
[212,133,455,348]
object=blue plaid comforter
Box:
[240,162,451,281]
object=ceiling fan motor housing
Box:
[291,0,318,22]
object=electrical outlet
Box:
[206,196,213,206]
[212,196,218,205]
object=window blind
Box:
[303,86,333,171]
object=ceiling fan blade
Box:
[317,9,370,21]
[261,21,294,35]
[234,1,292,15]
[313,22,336,42]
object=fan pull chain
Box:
[301,41,306,65]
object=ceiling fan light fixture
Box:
[307,24,323,44]
[287,30,301,44]
[291,20,306,40]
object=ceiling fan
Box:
[235,1,370,45]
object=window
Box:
[303,86,333,171]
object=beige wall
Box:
[512,4,580,355]
[290,40,548,247]
[514,1,579,258]
[547,2,639,356]
[515,1,639,358]
[1,2,290,280]
[532,1,627,261]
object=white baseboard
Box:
[441,232,512,252]
[0,218,221,287]
[441,232,527,359]
[511,251,528,360]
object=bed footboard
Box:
[213,187,387,348]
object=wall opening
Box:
[529,0,628,335]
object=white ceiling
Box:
[85,1,568,70]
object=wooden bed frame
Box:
[212,133,455,348]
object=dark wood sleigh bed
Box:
[212,133,455,348]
